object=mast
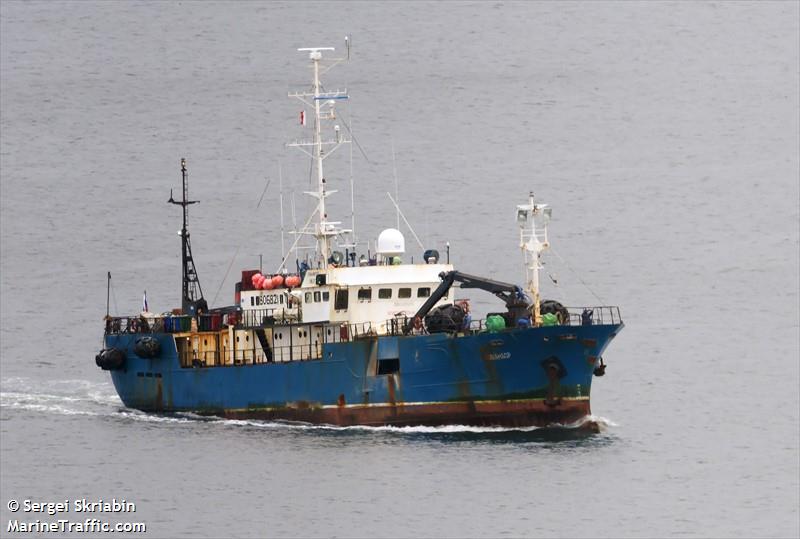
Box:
[168,158,206,315]
[392,140,400,230]
[517,192,551,325]
[279,162,286,272]
[105,271,111,318]
[287,46,351,267]
[348,114,356,248]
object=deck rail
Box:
[564,306,623,326]
[104,305,623,337]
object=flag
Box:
[142,291,149,313]
[300,110,306,126]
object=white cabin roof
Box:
[303,263,453,287]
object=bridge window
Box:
[322,291,329,301]
[305,292,312,303]
[358,287,372,301]
[314,291,321,302]
[334,289,349,310]
[398,288,412,298]
[378,288,392,299]
[417,287,431,298]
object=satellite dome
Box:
[376,228,405,257]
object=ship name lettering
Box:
[255,295,281,306]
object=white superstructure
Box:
[237,45,454,336]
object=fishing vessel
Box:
[96,46,624,428]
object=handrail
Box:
[104,305,623,337]
[564,306,623,326]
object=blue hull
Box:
[104,323,622,427]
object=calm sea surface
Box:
[1,2,798,538]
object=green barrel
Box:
[541,313,559,326]
[485,315,506,333]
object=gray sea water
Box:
[1,2,798,538]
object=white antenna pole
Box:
[291,191,298,263]
[387,192,424,250]
[392,139,400,230]
[279,162,286,271]
[349,113,356,245]
[311,52,329,263]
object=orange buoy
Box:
[271,275,284,288]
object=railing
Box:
[105,306,623,339]
[105,312,243,335]
[184,350,220,367]
[105,316,167,335]
[238,308,296,329]
[565,306,623,326]
[105,305,624,370]
[348,321,376,339]
[376,306,622,337]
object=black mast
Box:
[106,271,111,318]
[168,158,206,315]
